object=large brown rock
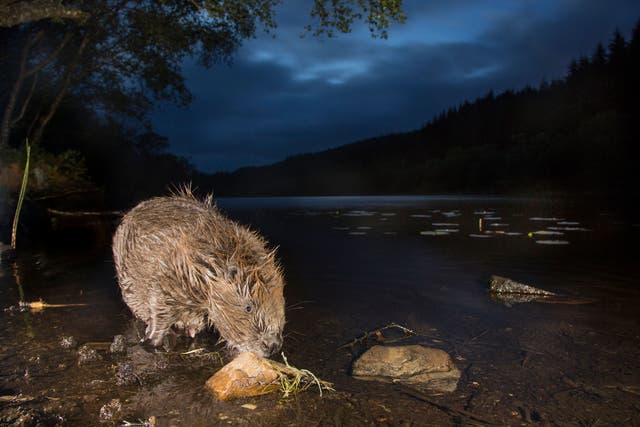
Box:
[352,345,460,392]
[205,352,281,400]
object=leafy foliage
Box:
[0,143,92,196]
[307,0,406,38]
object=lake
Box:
[1,195,639,425]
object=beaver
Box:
[112,189,285,357]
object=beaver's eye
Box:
[245,305,252,313]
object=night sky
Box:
[151,0,640,173]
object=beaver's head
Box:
[201,245,285,358]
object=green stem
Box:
[10,139,30,250]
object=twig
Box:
[19,300,88,311]
[47,208,123,217]
[33,188,103,201]
[468,329,489,342]
[180,348,206,355]
[0,394,36,403]
[338,322,416,350]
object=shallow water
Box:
[1,195,639,425]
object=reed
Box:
[10,139,30,250]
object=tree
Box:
[0,0,405,150]
[592,43,606,67]
[608,29,627,63]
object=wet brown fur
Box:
[112,188,285,357]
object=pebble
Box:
[241,403,257,410]
[60,336,78,350]
[99,399,122,422]
[110,335,126,353]
[77,345,101,365]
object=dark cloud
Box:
[151,1,640,173]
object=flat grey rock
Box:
[352,345,460,393]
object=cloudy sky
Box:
[151,0,640,173]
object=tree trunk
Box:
[0,0,87,27]
[0,30,71,148]
[0,31,42,148]
[29,34,90,146]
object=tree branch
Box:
[10,72,38,127]
[0,0,88,27]
[29,33,90,146]
[0,30,42,146]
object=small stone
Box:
[99,399,122,423]
[60,336,78,350]
[352,345,461,393]
[205,352,280,400]
[241,403,257,410]
[77,345,101,365]
[115,361,139,386]
[110,335,126,353]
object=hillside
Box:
[199,25,640,197]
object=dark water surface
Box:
[1,196,639,425]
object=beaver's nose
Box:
[264,335,282,356]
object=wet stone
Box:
[352,345,461,393]
[115,361,140,386]
[99,399,122,423]
[110,335,126,354]
[489,275,555,296]
[77,345,101,365]
[205,352,280,400]
[60,336,78,350]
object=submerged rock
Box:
[489,275,556,296]
[60,336,78,350]
[77,345,101,365]
[115,361,140,386]
[110,335,126,354]
[99,399,122,423]
[352,345,460,393]
[488,275,593,305]
[205,352,281,400]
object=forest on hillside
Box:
[203,24,640,197]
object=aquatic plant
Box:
[10,139,30,250]
[276,353,334,398]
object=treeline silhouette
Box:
[201,23,640,197]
